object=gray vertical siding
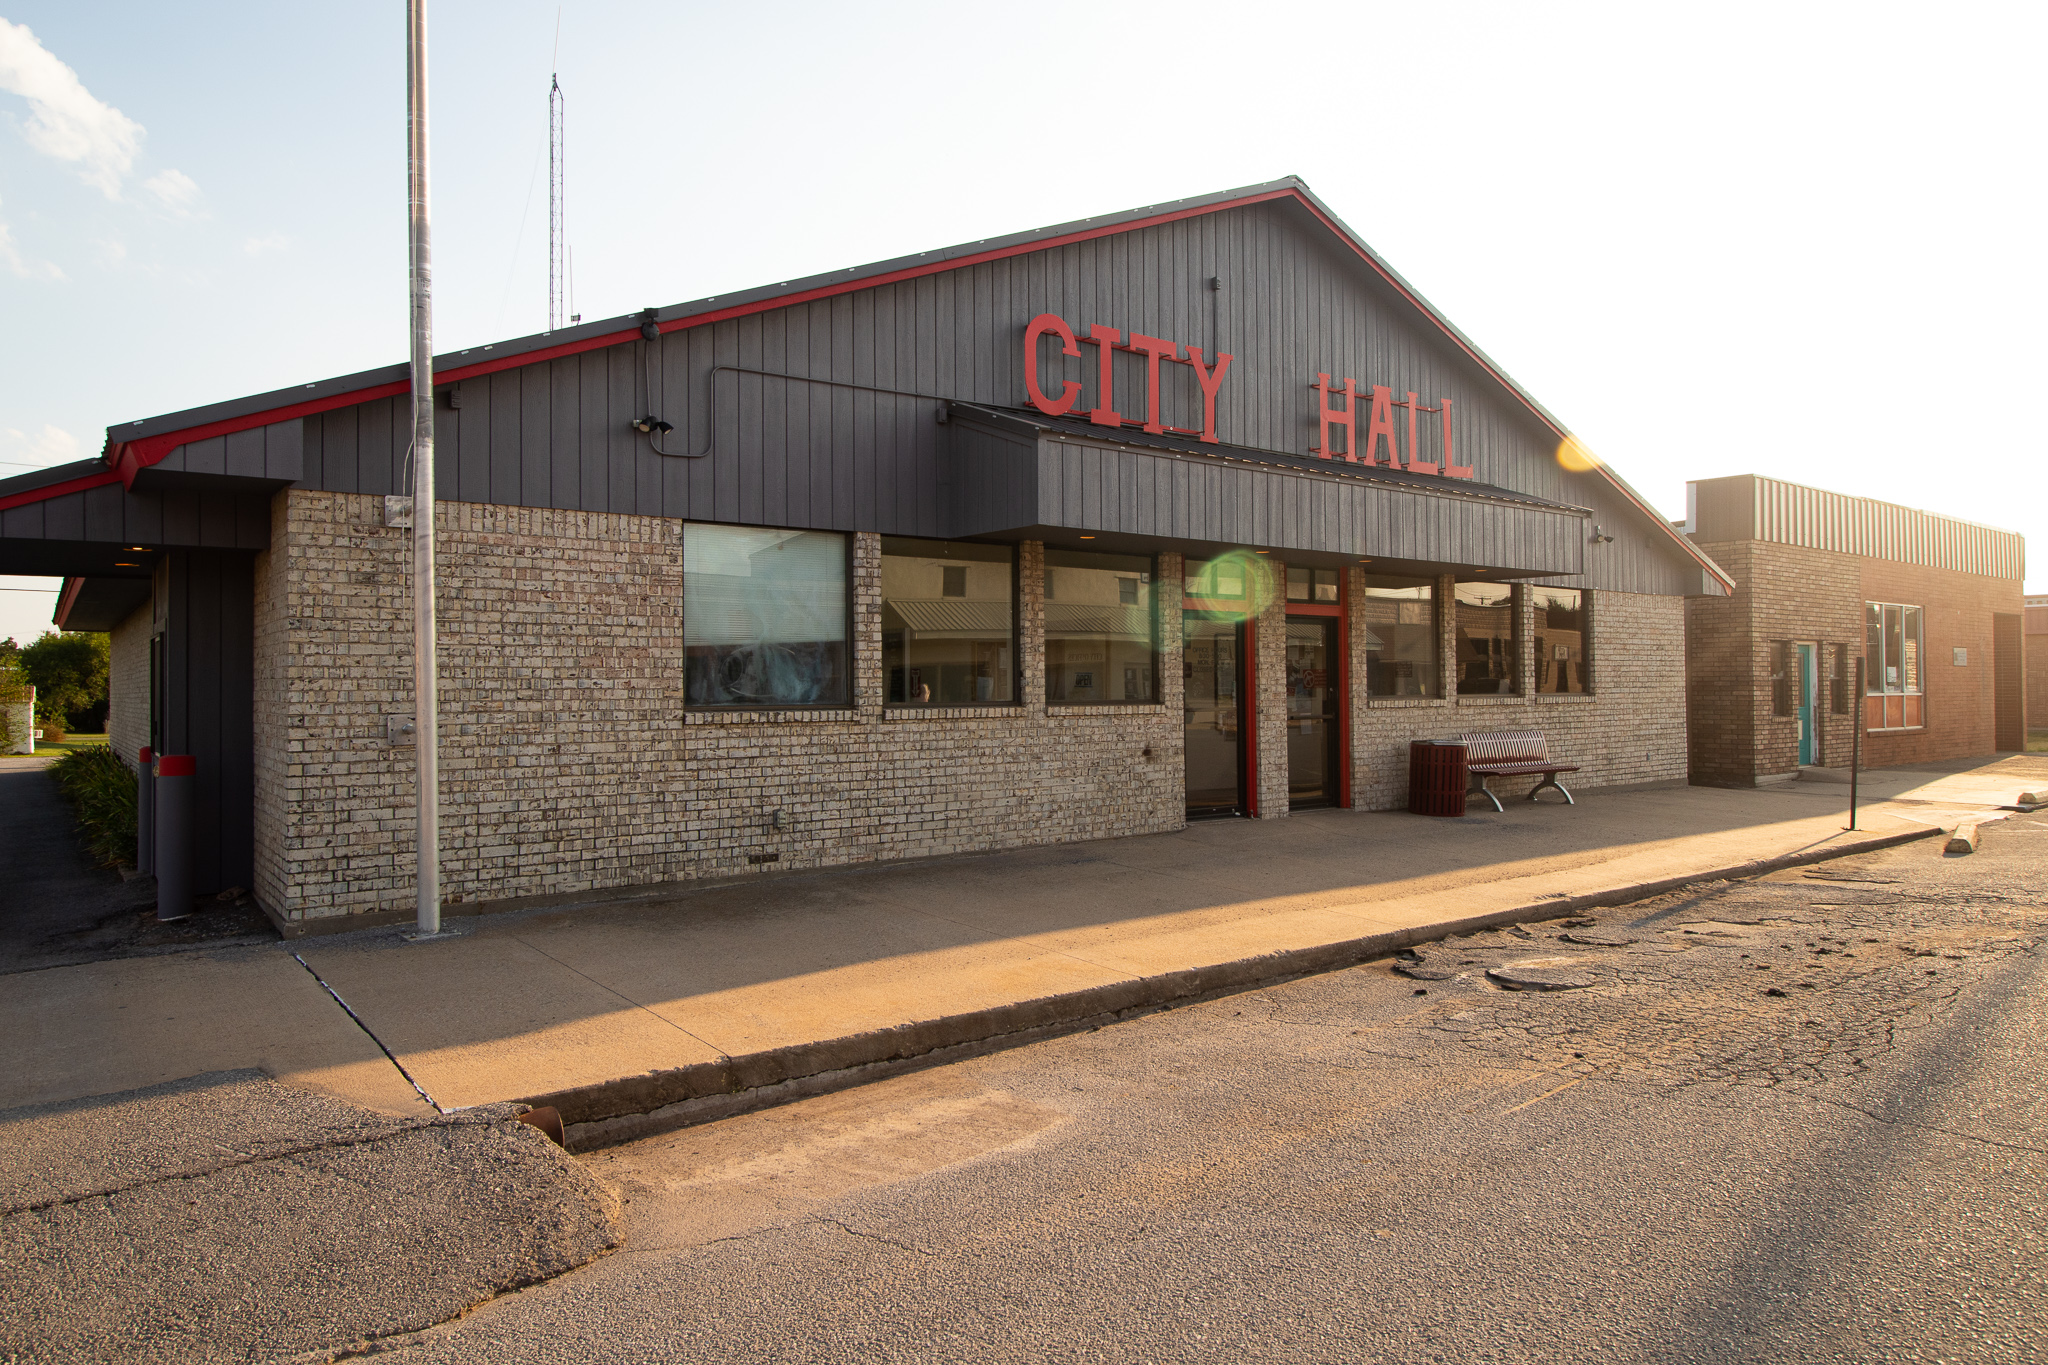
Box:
[291,196,1699,592]
[157,549,256,895]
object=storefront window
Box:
[1864,601,1924,730]
[1184,558,1248,602]
[1285,566,1340,603]
[882,538,1015,705]
[1360,578,1437,697]
[683,523,849,707]
[1454,581,1518,694]
[1045,549,1156,703]
[1531,587,1589,694]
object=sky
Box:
[2,0,2044,644]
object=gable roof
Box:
[7,177,1730,588]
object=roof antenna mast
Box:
[547,10,564,330]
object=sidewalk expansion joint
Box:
[505,933,727,1058]
[289,951,444,1113]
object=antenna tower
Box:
[548,73,564,330]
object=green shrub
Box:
[49,744,137,868]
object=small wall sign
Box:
[1953,647,1968,666]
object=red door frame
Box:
[1281,580,1351,808]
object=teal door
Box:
[1796,644,1815,765]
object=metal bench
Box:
[1458,728,1579,811]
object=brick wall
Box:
[1860,558,2025,765]
[1341,568,1689,810]
[1253,565,1290,817]
[1683,536,2024,783]
[2029,621,2048,735]
[107,603,151,771]
[257,491,1186,924]
[251,498,288,913]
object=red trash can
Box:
[1408,740,1467,817]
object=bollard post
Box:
[137,746,155,874]
[155,754,195,922]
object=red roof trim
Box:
[52,576,85,629]
[1281,195,1734,591]
[94,190,1305,491]
[68,184,1729,588]
[0,468,123,513]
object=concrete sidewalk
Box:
[6,754,2041,1145]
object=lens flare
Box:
[1185,547,1278,620]
[1555,436,1601,473]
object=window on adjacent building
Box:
[683,523,849,707]
[1044,549,1156,704]
[1360,577,1438,697]
[1865,602,1924,730]
[1532,587,1589,694]
[1285,566,1340,604]
[1830,644,1849,715]
[882,538,1015,705]
[1454,581,1518,694]
[1771,640,1793,717]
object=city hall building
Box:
[0,178,1731,932]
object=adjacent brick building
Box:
[2,178,1732,931]
[1683,475,2026,786]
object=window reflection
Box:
[1454,581,1518,694]
[1532,587,1588,694]
[683,524,848,707]
[1360,578,1438,697]
[1045,549,1156,703]
[882,539,1015,705]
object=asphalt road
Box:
[0,1072,621,1364]
[290,820,2048,1361]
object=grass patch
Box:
[48,743,137,869]
[35,730,110,757]
[2030,729,2048,755]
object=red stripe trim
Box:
[0,469,123,512]
[76,183,1728,589]
[1283,195,1733,591]
[157,754,196,777]
[53,576,84,628]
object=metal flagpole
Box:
[1848,657,1864,831]
[406,0,441,936]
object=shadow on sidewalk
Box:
[0,758,274,975]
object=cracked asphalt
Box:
[349,819,2046,1364]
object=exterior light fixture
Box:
[630,416,673,435]
[1079,534,1096,539]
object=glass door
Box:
[1183,615,1245,816]
[1285,617,1339,807]
[1797,643,1815,766]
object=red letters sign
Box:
[1020,315,1474,480]
[1310,374,1472,479]
[1024,313,1231,443]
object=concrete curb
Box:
[534,824,1942,1150]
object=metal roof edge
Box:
[0,458,107,498]
[85,174,1729,590]
[101,178,1314,447]
[1696,472,2025,540]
